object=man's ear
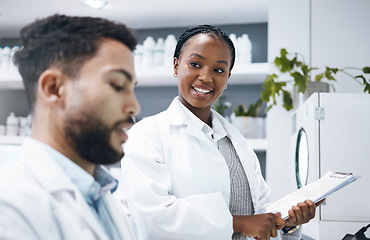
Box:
[38,68,67,105]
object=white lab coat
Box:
[121,97,285,240]
[0,138,136,240]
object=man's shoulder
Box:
[0,162,44,199]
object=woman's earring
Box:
[224,85,228,90]
[173,73,178,78]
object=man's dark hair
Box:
[173,24,235,71]
[13,14,137,112]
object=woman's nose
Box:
[198,69,213,83]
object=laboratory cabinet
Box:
[291,92,370,239]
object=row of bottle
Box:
[134,33,253,70]
[0,45,21,79]
[134,34,177,70]
[0,112,31,136]
[1,33,253,76]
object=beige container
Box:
[231,115,265,139]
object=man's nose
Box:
[124,90,141,117]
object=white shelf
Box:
[248,138,267,151]
[0,63,269,89]
[0,73,24,89]
[0,136,26,145]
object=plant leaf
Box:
[233,104,247,116]
[291,71,308,93]
[245,98,263,117]
[364,83,370,94]
[363,66,370,74]
[274,48,295,72]
[212,95,230,116]
[355,75,370,94]
[261,74,286,104]
[315,73,324,82]
[324,67,338,81]
[265,104,273,112]
[282,90,293,111]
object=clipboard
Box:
[263,171,359,220]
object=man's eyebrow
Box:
[111,69,133,82]
[190,53,229,66]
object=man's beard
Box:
[64,110,123,166]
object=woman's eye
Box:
[214,68,225,73]
[190,62,201,68]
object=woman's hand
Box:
[285,199,325,227]
[233,213,285,240]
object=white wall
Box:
[266,0,311,201]
[311,0,370,93]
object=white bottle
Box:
[19,117,29,136]
[153,38,164,68]
[142,36,156,69]
[27,114,32,136]
[134,44,144,70]
[6,112,19,136]
[0,46,11,74]
[229,33,240,68]
[163,34,177,69]
[9,45,20,78]
[238,34,252,65]
[0,125,5,135]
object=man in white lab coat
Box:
[0,14,140,240]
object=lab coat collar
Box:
[168,97,241,137]
[20,138,78,194]
[168,97,213,143]
[167,97,195,127]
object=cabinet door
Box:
[320,93,370,222]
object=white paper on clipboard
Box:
[263,171,359,220]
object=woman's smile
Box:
[192,85,214,95]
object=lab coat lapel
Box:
[105,194,136,239]
[167,97,211,144]
[212,111,261,211]
[20,139,110,240]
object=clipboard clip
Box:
[330,172,353,179]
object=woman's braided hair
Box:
[173,24,235,71]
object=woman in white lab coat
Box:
[121,25,317,240]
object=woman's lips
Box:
[192,85,213,94]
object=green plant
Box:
[261,48,370,111]
[213,95,231,117]
[233,98,263,117]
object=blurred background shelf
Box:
[0,63,269,89]
[0,135,267,151]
